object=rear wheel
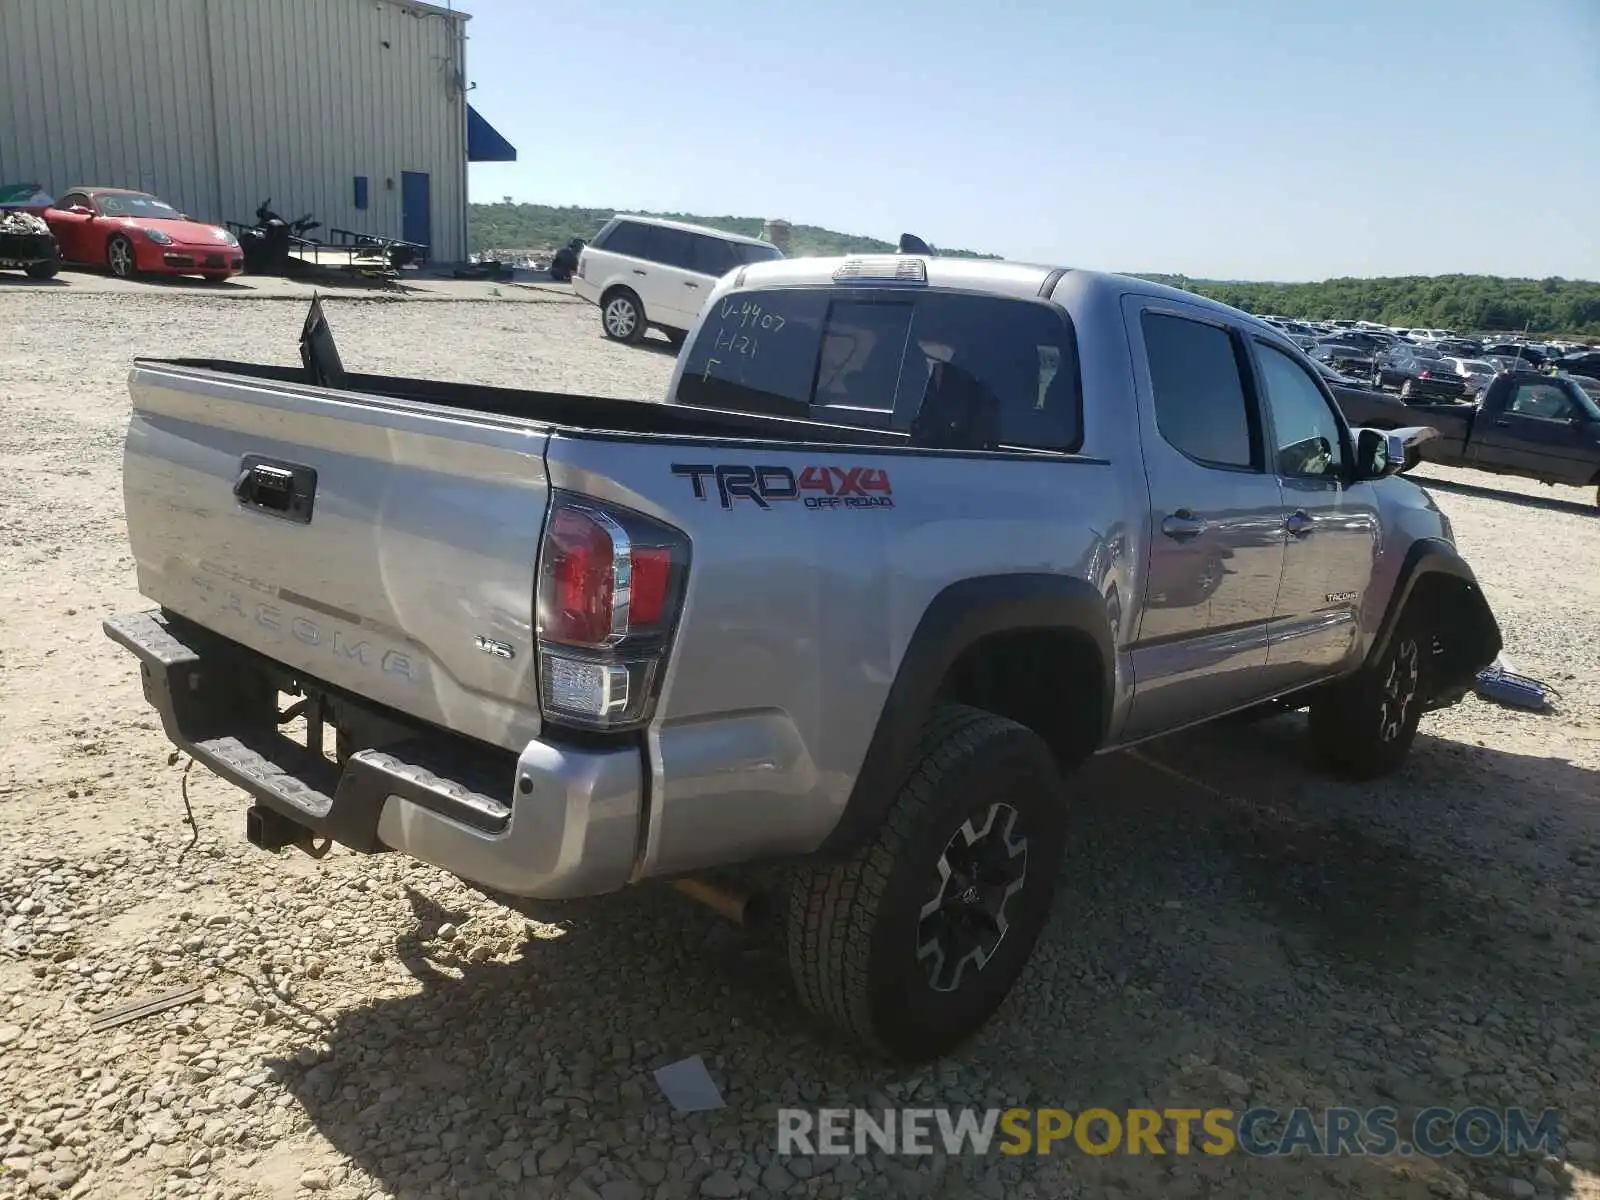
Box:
[1308,608,1430,780]
[23,260,58,280]
[786,705,1068,1061]
[600,288,646,344]
[106,234,137,279]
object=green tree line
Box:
[1137,273,1600,338]
[468,204,1597,338]
[468,202,999,260]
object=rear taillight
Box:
[535,492,689,731]
[1418,370,1430,379]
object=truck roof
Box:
[734,256,1278,333]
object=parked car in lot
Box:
[1374,344,1468,400]
[1410,373,1600,504]
[0,182,61,278]
[1556,351,1600,377]
[0,208,60,279]
[1484,354,1541,377]
[102,265,1500,1061]
[44,187,243,281]
[574,214,783,347]
[1442,356,1498,397]
[1315,330,1392,355]
[1481,342,1547,367]
[1567,374,1600,403]
[1312,361,1421,448]
[1311,341,1377,379]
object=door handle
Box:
[1160,511,1206,540]
[684,281,700,288]
[1494,418,1510,427]
[233,455,317,524]
[1284,510,1314,537]
[632,268,647,276]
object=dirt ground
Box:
[1,275,1597,1200]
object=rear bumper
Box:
[104,609,641,899]
[0,230,58,266]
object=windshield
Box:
[1461,360,1494,373]
[95,192,182,220]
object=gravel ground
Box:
[1,283,1598,1200]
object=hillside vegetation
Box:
[467,204,1598,338]
[1139,274,1600,339]
[468,202,999,260]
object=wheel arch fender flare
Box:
[1367,537,1502,673]
[816,573,1115,858]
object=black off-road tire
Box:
[664,328,688,352]
[24,260,59,280]
[786,705,1068,1061]
[1308,609,1431,780]
[600,288,647,344]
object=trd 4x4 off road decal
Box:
[671,464,894,510]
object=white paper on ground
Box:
[653,1055,725,1112]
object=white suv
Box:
[574,215,784,346]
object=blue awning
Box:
[467,105,517,162]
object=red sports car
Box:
[45,187,244,282]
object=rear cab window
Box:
[676,286,1082,453]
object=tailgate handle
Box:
[234,455,317,525]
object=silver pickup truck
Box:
[105,257,1501,1061]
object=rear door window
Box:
[689,233,738,278]
[1141,312,1259,469]
[676,288,1081,451]
[649,226,696,271]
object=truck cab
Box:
[1413,372,1600,501]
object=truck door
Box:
[1121,298,1287,740]
[1472,379,1599,484]
[1248,338,1381,688]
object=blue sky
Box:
[461,0,1598,282]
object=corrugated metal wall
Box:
[0,0,467,261]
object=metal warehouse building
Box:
[0,0,517,264]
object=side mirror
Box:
[1353,428,1397,479]
[1352,425,1439,480]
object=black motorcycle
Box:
[237,199,321,275]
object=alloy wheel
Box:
[916,802,1029,993]
[604,297,638,339]
[1378,637,1421,744]
[108,238,133,278]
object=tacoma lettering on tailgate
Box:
[189,570,420,683]
[671,464,894,511]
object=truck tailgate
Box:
[122,362,551,752]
